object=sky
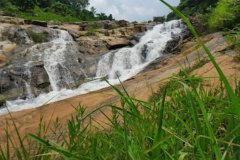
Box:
[89,0,180,22]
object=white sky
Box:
[89,0,180,22]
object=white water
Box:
[44,30,76,91]
[0,20,184,115]
[24,62,34,99]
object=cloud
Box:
[89,0,180,22]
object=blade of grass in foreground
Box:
[159,0,240,117]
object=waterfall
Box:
[96,20,183,80]
[43,30,76,91]
[1,20,185,114]
[24,62,34,99]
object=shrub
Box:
[85,23,98,36]
[2,2,19,17]
[208,0,240,31]
[51,2,73,16]
[225,25,240,50]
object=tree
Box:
[153,16,165,23]
[57,0,89,13]
[108,14,113,20]
[0,0,8,8]
[90,7,96,16]
[37,0,55,8]
[96,13,108,20]
[12,0,37,11]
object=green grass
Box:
[0,0,240,159]
[225,25,240,51]
[18,7,79,23]
[2,73,239,159]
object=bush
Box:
[208,0,240,31]
[51,2,73,16]
[2,2,19,17]
[12,0,37,11]
[225,25,240,50]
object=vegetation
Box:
[208,0,240,31]
[27,30,48,43]
[0,0,114,22]
[167,0,219,21]
[167,0,240,50]
[153,16,166,23]
[0,0,240,159]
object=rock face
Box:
[0,29,96,105]
[60,21,148,55]
[163,22,190,54]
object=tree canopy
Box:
[0,0,114,21]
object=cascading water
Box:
[0,20,185,115]
[43,30,76,91]
[24,62,34,99]
[96,20,184,80]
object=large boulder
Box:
[77,36,109,55]
[106,38,129,50]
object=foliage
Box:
[167,0,219,21]
[12,0,37,11]
[19,7,79,23]
[0,0,114,22]
[153,16,166,23]
[85,27,97,36]
[1,2,18,17]
[27,31,48,43]
[225,25,240,50]
[208,0,240,31]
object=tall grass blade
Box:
[159,0,240,117]
[7,108,29,159]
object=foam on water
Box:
[0,20,185,115]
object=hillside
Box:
[0,0,113,23]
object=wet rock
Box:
[164,36,182,54]
[3,25,33,45]
[164,21,190,54]
[0,75,11,91]
[31,67,50,89]
[129,33,145,46]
